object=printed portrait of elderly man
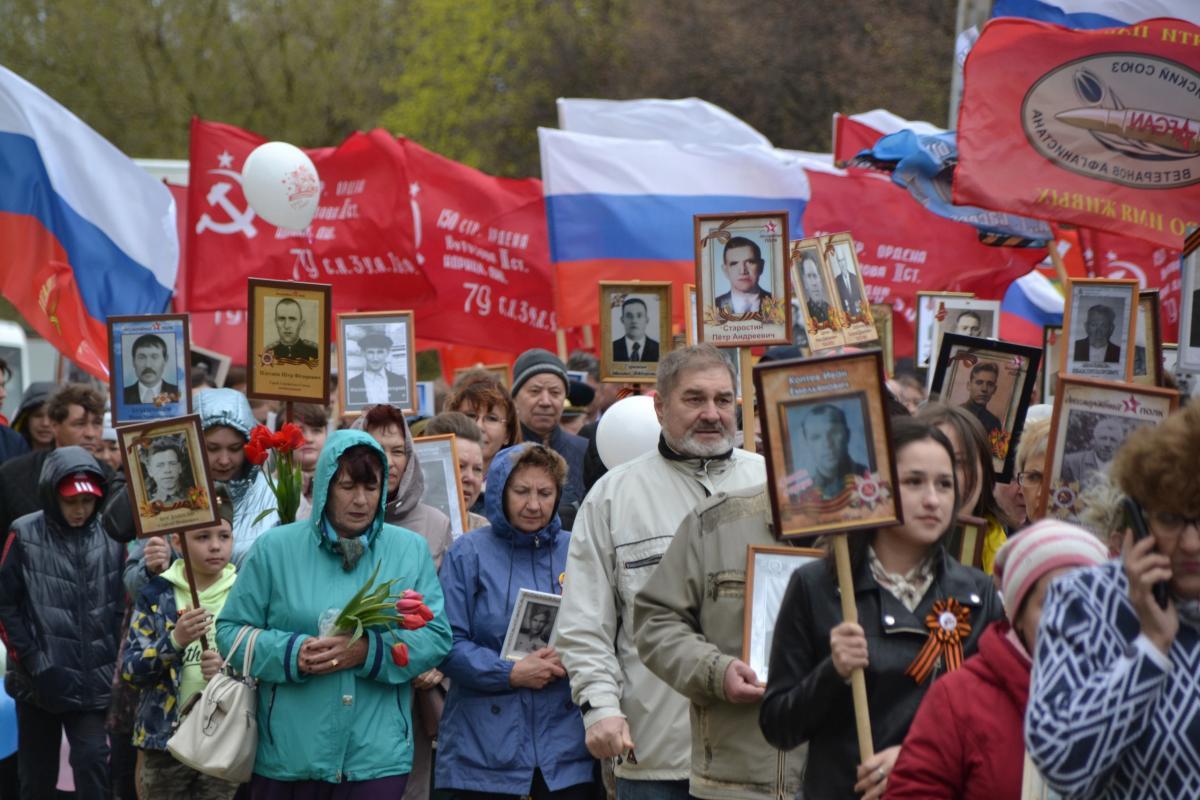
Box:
[1073,303,1121,364]
[346,330,407,406]
[612,297,660,362]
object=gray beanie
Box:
[511,349,568,396]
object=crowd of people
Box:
[0,334,1194,800]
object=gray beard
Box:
[664,427,735,459]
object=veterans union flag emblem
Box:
[1022,53,1200,189]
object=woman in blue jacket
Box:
[435,443,593,799]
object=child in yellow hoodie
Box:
[122,487,238,799]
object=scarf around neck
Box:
[868,545,934,613]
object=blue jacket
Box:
[216,430,452,783]
[435,444,592,794]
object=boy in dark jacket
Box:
[0,446,125,800]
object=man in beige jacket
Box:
[634,486,806,800]
[556,344,766,800]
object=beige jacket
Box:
[556,443,765,780]
[634,485,806,800]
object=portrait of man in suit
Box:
[1061,415,1125,494]
[1072,304,1121,364]
[829,244,864,318]
[714,236,772,315]
[954,311,983,337]
[123,334,178,405]
[612,297,660,362]
[265,298,319,363]
[960,361,1003,438]
[346,331,408,407]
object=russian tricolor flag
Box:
[0,66,177,379]
[539,127,809,330]
[1001,271,1064,346]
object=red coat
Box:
[884,621,1029,800]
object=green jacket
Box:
[216,430,452,783]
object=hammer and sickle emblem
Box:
[195,169,257,238]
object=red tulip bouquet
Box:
[244,423,306,524]
[318,562,435,667]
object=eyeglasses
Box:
[1017,471,1043,487]
[1150,511,1200,537]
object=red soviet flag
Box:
[401,138,556,353]
[185,118,435,314]
[956,18,1200,250]
[804,167,1045,358]
[1081,228,1182,341]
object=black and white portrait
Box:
[139,434,196,506]
[500,589,562,661]
[1059,411,1138,496]
[782,395,875,503]
[412,434,466,539]
[264,296,320,364]
[611,294,661,363]
[1064,281,1136,382]
[828,240,864,321]
[339,312,416,414]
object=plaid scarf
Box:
[868,546,934,613]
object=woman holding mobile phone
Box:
[1027,402,1200,800]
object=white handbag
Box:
[167,625,261,783]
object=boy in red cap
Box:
[0,445,124,799]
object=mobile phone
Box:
[1123,497,1169,610]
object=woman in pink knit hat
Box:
[884,520,1108,799]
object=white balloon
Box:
[241,142,321,230]
[596,395,661,470]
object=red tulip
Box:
[244,441,268,466]
[401,589,424,602]
[277,423,306,453]
[417,604,434,622]
[390,642,409,667]
[396,597,424,615]
[249,424,274,450]
[400,614,427,631]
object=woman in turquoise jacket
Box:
[217,429,452,795]
[435,443,593,799]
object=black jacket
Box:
[0,449,115,538]
[0,447,125,713]
[759,546,1002,800]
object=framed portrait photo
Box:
[755,350,900,540]
[1041,326,1063,403]
[930,334,1041,482]
[684,284,698,346]
[923,298,1002,392]
[189,345,232,389]
[823,233,876,346]
[694,211,791,346]
[247,278,332,403]
[790,238,844,352]
[1039,377,1179,523]
[915,292,974,369]
[743,545,823,684]
[108,314,189,424]
[599,281,672,383]
[1060,278,1138,383]
[338,311,416,415]
[117,415,218,538]
[108,314,191,424]
[1133,290,1163,387]
[954,513,988,571]
[500,588,562,661]
[870,304,894,378]
[412,434,468,539]
[1179,243,1200,373]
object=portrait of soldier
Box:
[124,334,178,405]
[612,297,660,362]
[714,236,772,315]
[265,297,319,363]
[800,254,833,325]
[795,403,869,501]
[954,311,983,338]
[346,331,407,406]
[144,439,191,505]
[960,361,1003,438]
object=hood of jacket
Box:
[196,387,263,500]
[349,412,425,519]
[310,429,389,549]
[12,381,55,433]
[39,446,107,529]
[483,443,562,548]
[965,620,1030,711]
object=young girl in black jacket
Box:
[759,418,1003,800]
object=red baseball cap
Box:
[58,473,102,498]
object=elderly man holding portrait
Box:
[556,344,766,800]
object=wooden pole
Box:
[177,531,210,653]
[556,329,568,362]
[739,347,756,451]
[832,534,874,763]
